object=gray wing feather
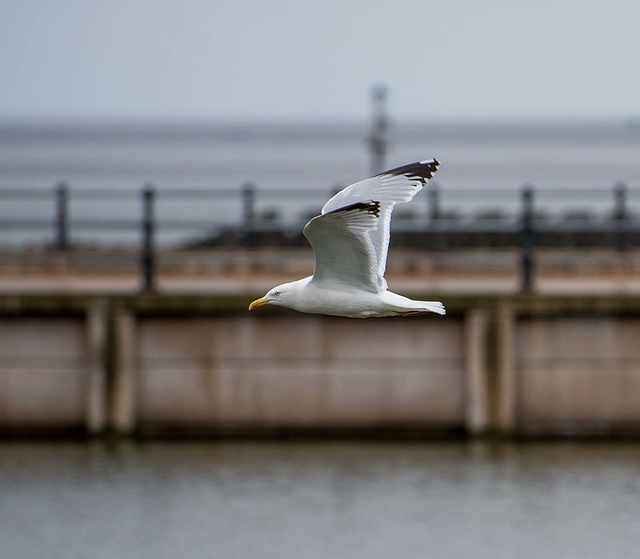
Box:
[303,201,381,292]
[319,160,439,290]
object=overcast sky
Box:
[0,0,638,123]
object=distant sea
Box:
[1,120,639,246]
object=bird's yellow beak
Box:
[248,297,271,311]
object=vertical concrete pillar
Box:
[112,307,137,434]
[465,309,490,435]
[86,299,108,434]
[496,302,516,435]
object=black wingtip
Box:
[331,200,381,218]
[376,159,440,184]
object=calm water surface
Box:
[1,441,640,559]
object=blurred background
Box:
[2,1,640,558]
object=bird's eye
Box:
[273,291,281,297]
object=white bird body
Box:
[263,275,445,318]
[249,160,446,318]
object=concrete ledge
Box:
[2,292,640,438]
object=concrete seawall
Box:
[2,292,640,438]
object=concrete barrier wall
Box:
[516,317,640,434]
[135,316,466,430]
[0,318,87,430]
[0,301,107,434]
[2,294,640,437]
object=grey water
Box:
[1,441,640,559]
[1,120,639,246]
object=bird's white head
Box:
[248,281,298,311]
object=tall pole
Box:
[614,181,628,251]
[242,181,256,248]
[368,84,389,176]
[55,181,69,250]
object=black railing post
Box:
[428,182,440,221]
[55,181,69,250]
[242,181,255,247]
[614,181,628,251]
[141,184,156,291]
[521,185,535,292]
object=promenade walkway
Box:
[1,248,640,295]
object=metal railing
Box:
[1,181,639,292]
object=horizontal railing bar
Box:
[3,221,640,233]
[0,190,55,199]
[1,186,639,197]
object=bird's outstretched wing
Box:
[303,201,382,292]
[308,159,440,291]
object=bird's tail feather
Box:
[420,301,446,315]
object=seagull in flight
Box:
[249,160,445,318]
